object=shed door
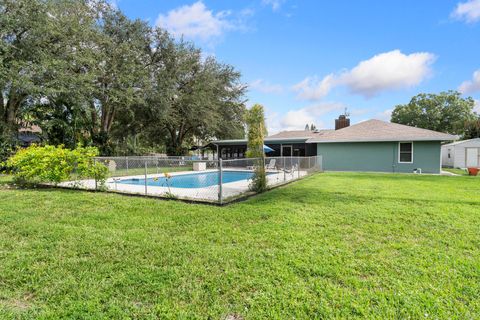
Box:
[466,148,479,167]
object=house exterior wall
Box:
[316,141,442,173]
[453,139,480,168]
[454,146,463,168]
[441,139,480,168]
[441,145,454,167]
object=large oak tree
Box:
[391,91,477,137]
[140,31,246,155]
[1,0,247,157]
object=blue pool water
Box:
[118,171,258,188]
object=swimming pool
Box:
[117,171,259,189]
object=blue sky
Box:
[116,0,480,133]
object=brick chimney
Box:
[335,114,350,130]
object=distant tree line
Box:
[391,91,480,139]
[0,0,246,157]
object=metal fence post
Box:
[298,158,300,179]
[94,158,98,190]
[218,158,223,204]
[144,160,148,195]
[283,157,286,181]
[126,156,129,175]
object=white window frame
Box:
[398,142,413,164]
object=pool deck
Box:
[59,168,309,203]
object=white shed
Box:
[442,138,480,168]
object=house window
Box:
[399,142,413,163]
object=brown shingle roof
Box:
[18,124,42,133]
[307,119,457,143]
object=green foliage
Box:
[463,117,480,139]
[391,91,477,136]
[1,0,246,156]
[0,0,100,134]
[142,32,246,156]
[5,144,107,185]
[245,104,267,192]
[245,104,267,158]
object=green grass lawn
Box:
[0,172,479,319]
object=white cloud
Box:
[156,1,232,42]
[375,109,393,121]
[280,102,345,130]
[240,8,255,17]
[264,107,283,134]
[292,74,336,100]
[293,50,436,100]
[262,0,285,11]
[452,0,480,23]
[281,109,315,129]
[459,69,480,94]
[340,50,436,97]
[250,79,284,94]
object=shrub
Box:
[245,104,268,193]
[5,145,108,186]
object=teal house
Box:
[211,116,456,174]
[309,119,456,173]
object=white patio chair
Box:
[265,158,276,170]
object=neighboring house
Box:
[441,138,480,168]
[210,116,457,174]
[18,124,42,147]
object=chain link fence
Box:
[60,155,323,204]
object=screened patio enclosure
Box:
[205,139,317,160]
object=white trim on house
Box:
[398,141,413,164]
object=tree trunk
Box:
[0,92,4,121]
[3,89,25,132]
[165,126,179,155]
